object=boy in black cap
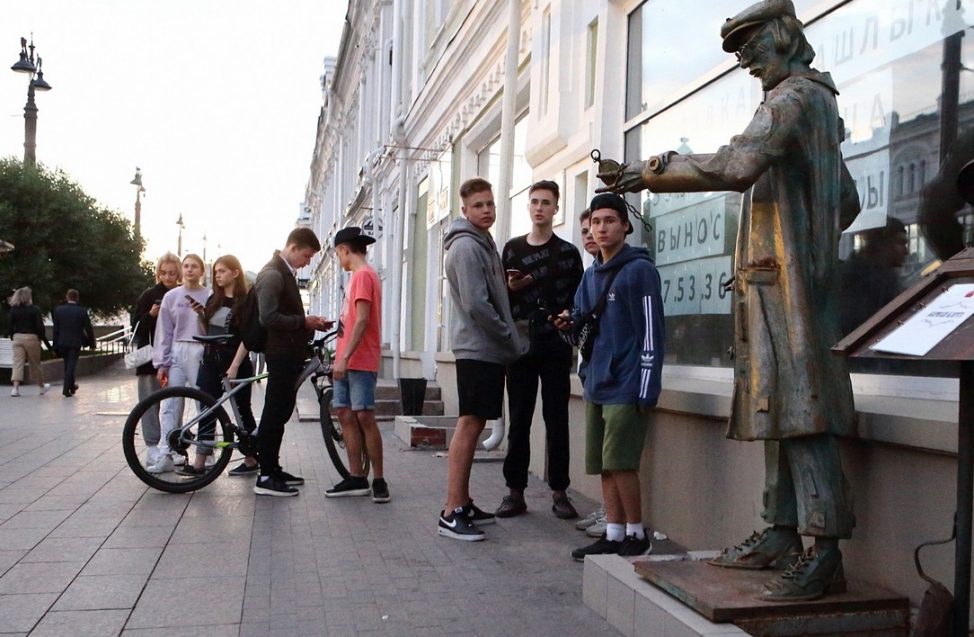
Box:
[554,193,664,561]
[325,227,389,502]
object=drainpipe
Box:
[481,0,521,452]
[391,117,409,380]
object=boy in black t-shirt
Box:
[496,180,584,520]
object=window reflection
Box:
[626,0,974,374]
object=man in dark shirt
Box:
[496,180,583,520]
[253,227,331,496]
[52,289,95,397]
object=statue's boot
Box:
[708,526,803,570]
[760,543,846,602]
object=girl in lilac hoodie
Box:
[148,254,211,473]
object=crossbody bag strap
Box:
[590,266,623,320]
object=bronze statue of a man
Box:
[599,0,860,601]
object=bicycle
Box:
[121,329,368,493]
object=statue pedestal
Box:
[633,558,909,636]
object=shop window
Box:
[625,0,974,375]
[585,18,599,111]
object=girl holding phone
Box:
[148,253,210,474]
[131,252,181,465]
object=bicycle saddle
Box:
[193,334,232,344]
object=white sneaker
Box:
[144,446,161,467]
[39,383,51,395]
[204,455,217,467]
[585,511,609,538]
[10,387,20,397]
[172,454,186,467]
[575,506,606,531]
[147,455,175,474]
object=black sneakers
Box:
[227,460,259,477]
[494,491,527,518]
[571,535,622,561]
[438,507,485,541]
[325,476,371,498]
[371,478,391,503]
[253,474,299,497]
[552,491,579,520]
[462,500,495,526]
[276,469,305,486]
[618,534,653,557]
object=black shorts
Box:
[456,359,506,419]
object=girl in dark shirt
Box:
[131,253,181,467]
[178,254,258,476]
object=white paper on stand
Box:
[870,283,974,357]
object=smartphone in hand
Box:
[184,295,204,313]
[507,269,525,279]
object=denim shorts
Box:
[332,370,378,411]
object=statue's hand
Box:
[596,159,648,193]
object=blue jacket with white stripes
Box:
[572,244,664,408]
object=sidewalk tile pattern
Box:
[0,364,620,636]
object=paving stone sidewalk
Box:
[0,362,619,637]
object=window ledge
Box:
[651,366,960,455]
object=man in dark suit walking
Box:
[52,289,95,397]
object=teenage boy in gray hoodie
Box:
[439,177,526,541]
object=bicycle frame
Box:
[175,330,336,453]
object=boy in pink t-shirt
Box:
[325,227,389,502]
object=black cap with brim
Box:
[334,226,376,248]
[589,193,634,235]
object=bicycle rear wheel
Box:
[122,386,234,493]
[319,386,370,480]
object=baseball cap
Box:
[588,193,634,235]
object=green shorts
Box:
[585,402,649,474]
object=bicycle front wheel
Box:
[122,386,234,493]
[319,386,370,480]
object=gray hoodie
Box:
[444,217,526,365]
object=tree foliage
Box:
[0,158,153,324]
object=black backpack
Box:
[238,288,267,353]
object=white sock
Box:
[606,523,625,542]
[626,523,646,540]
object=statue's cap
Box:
[721,0,797,52]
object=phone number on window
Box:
[656,256,733,316]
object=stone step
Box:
[374,381,441,401]
[296,397,444,422]
[374,398,444,417]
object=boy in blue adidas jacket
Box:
[554,193,664,561]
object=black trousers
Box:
[503,342,574,492]
[196,346,257,436]
[61,348,80,392]
[256,352,305,476]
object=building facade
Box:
[304,0,974,610]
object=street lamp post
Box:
[202,233,208,285]
[10,36,52,166]
[176,214,185,257]
[130,167,146,240]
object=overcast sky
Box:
[0,1,347,273]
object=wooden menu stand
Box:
[834,246,974,637]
